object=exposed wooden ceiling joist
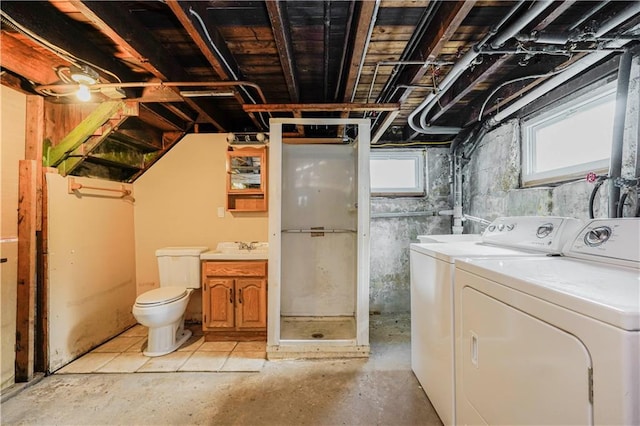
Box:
[243,102,400,113]
[1,1,138,84]
[70,0,226,131]
[266,0,299,103]
[0,32,63,84]
[342,0,378,102]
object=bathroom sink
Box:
[200,242,268,260]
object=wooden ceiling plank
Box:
[532,1,578,32]
[73,1,184,83]
[243,103,400,113]
[71,1,227,131]
[166,0,264,129]
[342,1,377,102]
[0,33,63,84]
[429,55,511,122]
[380,1,474,141]
[1,1,138,82]
[405,1,476,88]
[166,1,239,81]
[266,0,299,102]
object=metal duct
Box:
[489,0,554,48]
[408,1,553,135]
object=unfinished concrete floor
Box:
[1,314,442,425]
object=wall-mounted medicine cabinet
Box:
[226,146,267,212]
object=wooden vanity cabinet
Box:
[202,261,267,339]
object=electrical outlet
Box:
[217,207,225,218]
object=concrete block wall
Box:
[462,53,640,233]
[369,148,451,313]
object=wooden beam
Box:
[266,0,299,102]
[1,1,138,83]
[429,55,511,122]
[166,1,241,81]
[0,32,63,84]
[25,96,45,230]
[390,1,475,140]
[16,160,38,382]
[243,103,400,113]
[402,1,476,90]
[371,110,401,144]
[71,1,225,131]
[342,1,377,102]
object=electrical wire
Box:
[188,7,270,129]
[0,11,122,84]
[477,65,571,121]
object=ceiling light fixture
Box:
[69,65,99,85]
[75,84,92,102]
[68,65,99,102]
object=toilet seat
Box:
[135,287,188,307]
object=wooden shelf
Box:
[226,146,267,212]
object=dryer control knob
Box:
[536,223,554,238]
[584,226,612,247]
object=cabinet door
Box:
[203,278,235,329]
[235,278,267,329]
[226,147,267,212]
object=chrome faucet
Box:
[235,241,260,251]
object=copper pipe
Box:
[35,80,268,104]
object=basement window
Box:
[370,149,425,196]
[521,81,616,186]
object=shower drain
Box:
[311,332,324,339]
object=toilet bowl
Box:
[132,246,208,357]
[133,287,194,357]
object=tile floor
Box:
[56,324,266,374]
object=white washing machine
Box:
[454,218,640,425]
[409,216,582,426]
[417,234,482,243]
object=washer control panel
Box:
[567,219,640,265]
[583,226,612,247]
[482,216,582,253]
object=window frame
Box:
[369,149,426,197]
[521,80,617,187]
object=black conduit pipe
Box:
[608,50,632,217]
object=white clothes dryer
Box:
[409,216,582,425]
[454,218,639,425]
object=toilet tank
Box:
[156,246,208,289]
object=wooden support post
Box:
[16,160,38,382]
[25,96,45,230]
[25,96,48,372]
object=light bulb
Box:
[76,84,91,102]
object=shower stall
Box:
[267,118,370,359]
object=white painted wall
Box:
[47,174,136,371]
[133,133,268,321]
[0,86,26,390]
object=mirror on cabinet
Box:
[229,155,262,190]
[226,147,267,212]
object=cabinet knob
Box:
[229,288,233,303]
[239,288,243,304]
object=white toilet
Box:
[132,246,208,357]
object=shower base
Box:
[267,316,369,360]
